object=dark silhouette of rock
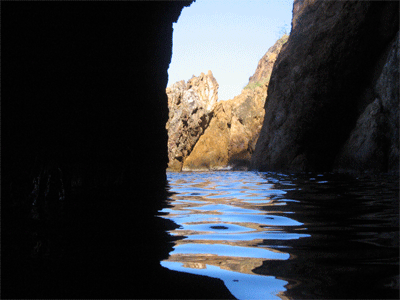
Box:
[251,0,399,173]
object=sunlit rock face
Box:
[251,0,399,173]
[182,100,231,170]
[182,89,266,170]
[248,34,289,86]
[166,71,219,171]
[182,35,287,170]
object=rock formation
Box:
[166,67,268,171]
[169,35,287,171]
[166,70,218,170]
[182,100,231,170]
[251,0,399,173]
[182,87,267,170]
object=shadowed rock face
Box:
[251,0,399,173]
[335,33,399,173]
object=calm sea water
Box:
[158,171,399,299]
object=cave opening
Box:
[165,0,293,171]
[3,1,398,299]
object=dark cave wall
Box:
[2,3,196,297]
[3,1,192,207]
[251,0,399,173]
[334,32,399,173]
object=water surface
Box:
[158,171,399,299]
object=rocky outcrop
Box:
[251,1,399,173]
[180,35,287,171]
[182,88,266,170]
[166,70,218,171]
[182,101,231,170]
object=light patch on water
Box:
[159,171,306,299]
[172,243,290,260]
[161,261,288,300]
[160,171,400,299]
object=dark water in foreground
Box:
[158,171,399,299]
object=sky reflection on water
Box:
[159,171,399,299]
[159,171,307,299]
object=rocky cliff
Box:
[167,35,287,171]
[251,0,399,173]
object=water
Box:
[158,171,399,299]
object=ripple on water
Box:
[159,171,304,299]
[159,171,399,300]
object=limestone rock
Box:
[166,71,219,171]
[251,1,399,172]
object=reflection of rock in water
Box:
[167,254,264,274]
[161,171,399,299]
[210,225,228,230]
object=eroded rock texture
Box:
[166,71,218,170]
[182,35,287,170]
[251,0,399,173]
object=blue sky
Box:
[167,0,293,101]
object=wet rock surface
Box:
[251,0,399,173]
